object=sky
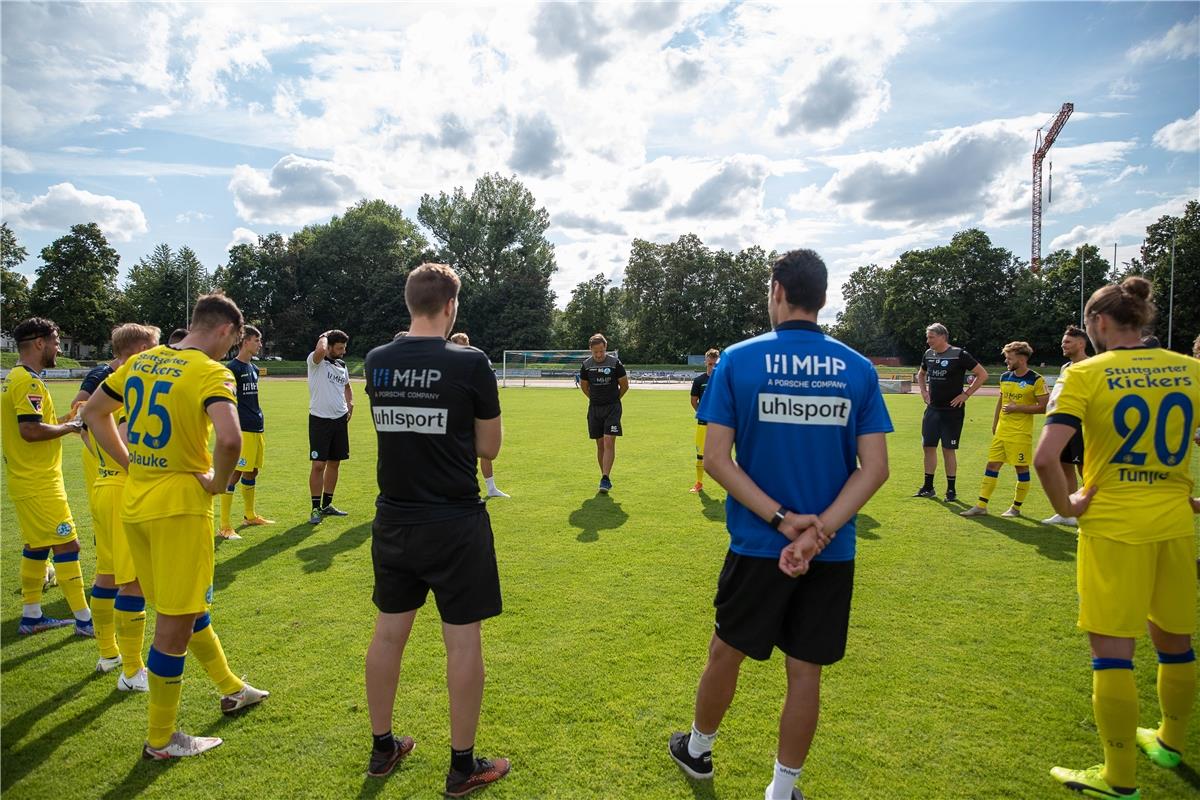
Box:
[2,1,1197,323]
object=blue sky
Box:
[2,2,1197,322]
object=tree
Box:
[556,273,623,349]
[31,223,121,349]
[832,264,893,355]
[1,222,31,332]
[1128,200,1200,352]
[125,243,184,335]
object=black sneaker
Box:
[668,731,713,780]
[944,489,958,503]
[445,756,510,797]
[912,487,937,499]
[367,735,415,778]
[321,505,349,517]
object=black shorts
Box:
[371,510,502,625]
[587,402,623,439]
[713,551,854,665]
[1060,429,1084,465]
[921,405,965,449]
[309,414,350,461]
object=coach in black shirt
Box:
[361,263,509,795]
[579,332,628,493]
[914,322,988,501]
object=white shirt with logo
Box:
[308,352,349,418]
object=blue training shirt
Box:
[696,320,893,561]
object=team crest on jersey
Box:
[601,367,611,375]
[940,360,948,367]
[311,450,319,459]
[205,584,214,604]
[27,394,43,413]
[55,521,73,537]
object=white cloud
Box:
[2,146,34,174]
[59,146,99,155]
[176,211,212,224]
[1152,110,1200,153]
[225,227,259,252]
[229,154,366,225]
[1049,191,1199,251]
[2,182,148,241]
[1128,16,1199,63]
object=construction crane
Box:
[1031,102,1073,273]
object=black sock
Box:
[451,745,474,774]
[311,496,321,511]
[322,492,333,508]
[373,731,395,752]
[601,474,609,481]
[922,473,934,490]
[946,476,956,493]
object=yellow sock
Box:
[115,594,147,678]
[695,460,704,484]
[20,547,47,607]
[147,647,186,748]
[1157,651,1197,752]
[1093,662,1138,790]
[188,614,244,695]
[219,488,234,528]
[241,481,256,519]
[977,469,999,506]
[90,586,119,658]
[53,554,88,615]
[1014,472,1031,507]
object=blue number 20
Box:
[1110,391,1193,467]
[125,376,173,449]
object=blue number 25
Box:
[125,376,173,449]
[1110,391,1193,467]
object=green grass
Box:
[0,352,82,369]
[2,383,1198,799]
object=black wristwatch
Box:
[769,507,788,529]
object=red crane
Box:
[1031,102,1073,273]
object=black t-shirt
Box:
[691,371,711,425]
[580,355,627,406]
[365,337,501,524]
[227,358,264,432]
[78,364,113,431]
[921,346,979,408]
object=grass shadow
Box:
[1175,760,1200,791]
[1,630,78,674]
[857,512,881,541]
[214,521,320,591]
[2,685,123,791]
[568,494,629,543]
[698,490,725,523]
[955,508,1076,562]
[683,774,719,800]
[2,673,94,749]
[296,522,372,574]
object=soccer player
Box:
[218,324,274,540]
[914,323,988,501]
[1,317,92,636]
[960,341,1048,518]
[450,332,508,498]
[84,323,159,687]
[72,351,120,498]
[307,329,353,523]
[363,263,509,794]
[689,348,719,493]
[668,249,892,800]
[1033,276,1197,800]
[579,333,628,493]
[83,293,268,759]
[1043,325,1089,526]
[167,328,188,345]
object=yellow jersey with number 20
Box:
[100,345,236,522]
[1047,346,1198,543]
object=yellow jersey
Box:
[88,408,128,488]
[100,345,236,521]
[995,369,1048,441]
[1,365,66,499]
[1047,347,1199,543]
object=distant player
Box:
[1,317,92,636]
[579,333,628,493]
[307,329,353,524]
[1043,325,1089,526]
[689,348,719,493]
[167,328,188,345]
[668,249,891,800]
[914,323,988,501]
[84,323,159,688]
[450,332,508,498]
[84,293,268,759]
[961,341,1048,518]
[1034,277,1197,800]
[218,324,275,540]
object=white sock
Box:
[765,760,802,799]
[74,608,92,623]
[23,603,41,618]
[485,476,497,491]
[688,723,716,758]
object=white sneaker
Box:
[118,667,149,692]
[487,488,510,498]
[142,730,223,760]
[220,680,269,713]
[1000,506,1021,518]
[1042,514,1078,526]
[959,505,988,517]
[96,654,123,673]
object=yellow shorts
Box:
[987,436,1031,467]
[124,515,214,616]
[91,483,136,584]
[81,441,98,496]
[13,493,77,549]
[1077,534,1197,637]
[695,423,706,459]
[238,431,265,471]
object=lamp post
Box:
[1167,224,1176,350]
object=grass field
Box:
[2,381,1198,800]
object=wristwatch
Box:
[769,507,788,529]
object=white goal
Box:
[501,350,617,388]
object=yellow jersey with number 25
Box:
[1047,346,1198,543]
[100,345,235,522]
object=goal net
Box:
[501,350,618,388]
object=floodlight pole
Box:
[1079,248,1085,327]
[1168,225,1176,349]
